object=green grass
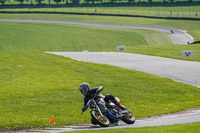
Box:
[0,13,200,130]
[0,20,200,61]
[1,51,200,130]
[0,21,173,50]
[65,122,200,133]
[0,13,200,40]
[1,6,200,18]
[128,44,200,61]
[0,22,147,51]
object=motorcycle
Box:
[81,93,135,127]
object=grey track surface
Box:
[47,52,200,88]
[0,19,194,44]
[13,108,200,133]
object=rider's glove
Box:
[82,106,87,113]
[96,86,103,94]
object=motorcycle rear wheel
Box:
[91,110,110,127]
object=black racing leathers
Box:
[82,86,107,114]
[83,86,104,106]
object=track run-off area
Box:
[1,19,199,132]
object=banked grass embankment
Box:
[0,13,200,42]
[0,19,200,61]
[0,21,172,50]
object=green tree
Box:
[111,0,115,3]
[15,0,25,4]
[53,0,61,4]
[128,0,134,3]
[30,0,33,4]
[71,0,79,4]
[0,0,7,5]
[35,0,44,5]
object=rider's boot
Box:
[112,97,126,110]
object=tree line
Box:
[0,0,197,6]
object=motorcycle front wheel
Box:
[120,109,135,124]
[91,110,110,127]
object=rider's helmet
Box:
[79,82,90,96]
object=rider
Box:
[79,82,107,115]
[79,82,126,124]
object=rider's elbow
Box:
[98,86,103,91]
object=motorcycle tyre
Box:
[120,110,135,124]
[90,110,110,127]
[91,118,97,125]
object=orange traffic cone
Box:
[50,115,54,123]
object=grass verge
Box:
[0,20,199,61]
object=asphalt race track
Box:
[16,107,200,133]
[47,52,200,88]
[0,19,194,44]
